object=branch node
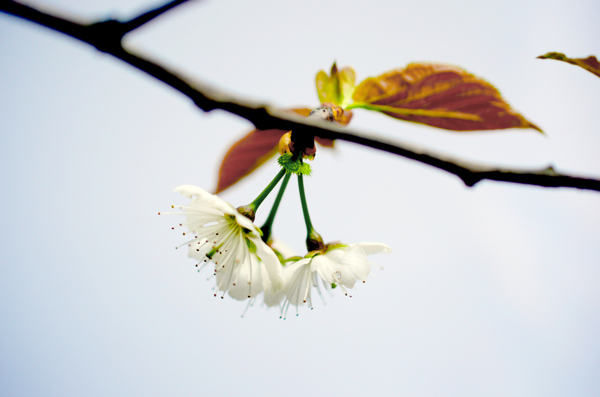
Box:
[459,173,482,187]
[541,165,558,176]
[85,19,125,54]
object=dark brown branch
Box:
[0,0,190,53]
[120,0,190,34]
[2,0,600,192]
[0,0,88,42]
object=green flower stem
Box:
[298,174,325,251]
[297,174,313,234]
[238,168,286,222]
[250,168,287,210]
[260,172,291,242]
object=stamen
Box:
[195,260,211,273]
[314,273,327,306]
[339,284,351,297]
[176,237,205,249]
[195,239,210,252]
[157,211,188,216]
[241,296,256,318]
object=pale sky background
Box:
[1,0,600,396]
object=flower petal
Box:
[312,249,368,289]
[174,185,233,214]
[282,258,312,306]
[173,185,214,201]
[355,242,392,255]
[218,255,266,300]
[253,236,285,291]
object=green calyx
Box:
[278,153,311,176]
[271,247,285,265]
[304,250,323,259]
[282,256,303,265]
[236,205,256,222]
[303,243,349,259]
[306,229,325,252]
[325,243,349,253]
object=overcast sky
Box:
[1,0,599,396]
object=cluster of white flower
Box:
[161,183,390,318]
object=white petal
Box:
[283,258,311,282]
[314,256,351,288]
[338,246,371,285]
[219,256,265,300]
[281,258,312,306]
[355,242,392,255]
[173,185,213,199]
[311,254,340,284]
[174,185,241,220]
[312,245,371,289]
[233,212,259,234]
[262,289,284,307]
[253,236,285,291]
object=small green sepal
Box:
[304,250,323,259]
[325,243,350,253]
[283,256,304,264]
[278,153,312,176]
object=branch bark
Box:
[2,0,600,192]
[121,0,190,33]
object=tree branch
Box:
[120,0,190,34]
[2,0,600,192]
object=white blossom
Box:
[239,239,296,317]
[161,185,284,299]
[280,242,391,319]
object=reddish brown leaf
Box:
[215,108,336,193]
[537,52,600,78]
[215,128,286,194]
[349,63,541,132]
[315,137,334,147]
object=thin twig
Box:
[121,0,190,34]
[2,0,600,192]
